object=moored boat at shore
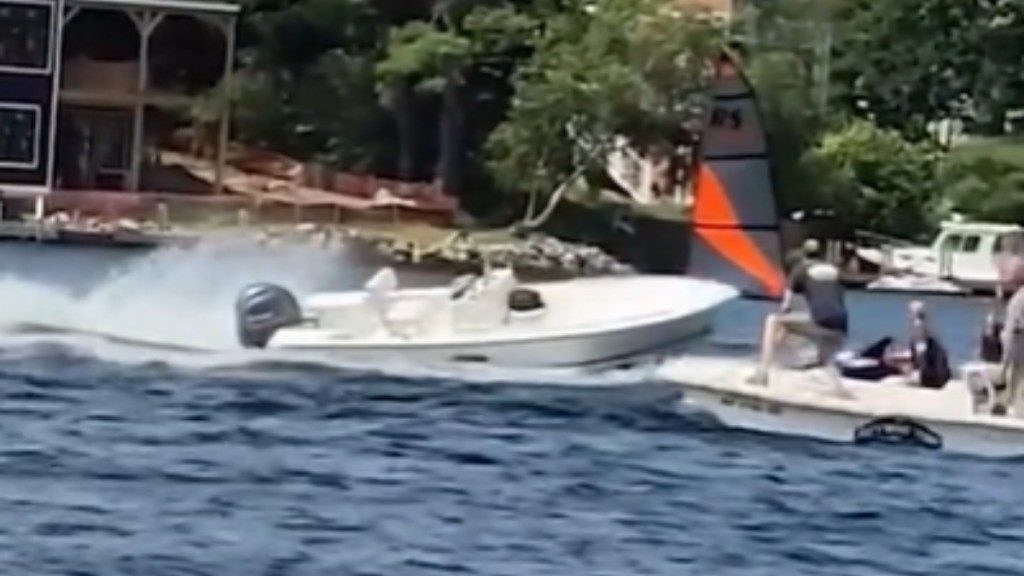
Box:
[857,220,1022,296]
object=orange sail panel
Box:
[693,166,784,297]
[689,50,786,299]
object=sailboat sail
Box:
[689,50,786,299]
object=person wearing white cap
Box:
[751,238,848,384]
[893,300,951,389]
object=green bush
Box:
[939,154,1024,223]
[807,120,942,240]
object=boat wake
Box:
[0,238,655,387]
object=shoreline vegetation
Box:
[25,0,1024,280]
[209,0,1024,241]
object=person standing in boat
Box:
[995,231,1024,409]
[751,239,849,384]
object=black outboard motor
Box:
[235,283,303,348]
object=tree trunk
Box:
[436,70,464,196]
[392,79,417,180]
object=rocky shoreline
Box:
[359,230,633,277]
[258,224,634,278]
[0,201,633,278]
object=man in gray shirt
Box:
[751,239,848,384]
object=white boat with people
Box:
[234,265,738,369]
[857,219,1024,295]
[658,161,1024,457]
[658,257,1024,459]
[659,352,1024,459]
[633,49,1024,459]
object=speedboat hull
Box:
[237,270,740,370]
[274,299,718,369]
[657,356,1024,458]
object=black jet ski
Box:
[834,337,903,381]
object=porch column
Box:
[214,15,236,195]
[127,11,162,192]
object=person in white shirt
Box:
[996,231,1024,411]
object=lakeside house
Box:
[0,0,456,226]
[0,0,237,196]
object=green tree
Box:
[829,0,976,136]
[809,120,943,238]
[376,1,537,195]
[828,0,1024,139]
[486,0,725,221]
[230,0,393,167]
[966,0,1024,134]
[939,154,1024,223]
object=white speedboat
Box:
[657,354,1024,458]
[228,49,785,371]
[234,266,739,369]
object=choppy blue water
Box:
[0,241,1020,576]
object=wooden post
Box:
[127,11,162,192]
[214,16,237,195]
[155,201,169,229]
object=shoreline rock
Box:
[208,222,632,277]
[0,214,632,278]
[368,229,633,277]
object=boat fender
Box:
[508,288,545,313]
[853,416,943,450]
[235,283,303,348]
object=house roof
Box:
[66,0,239,17]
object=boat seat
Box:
[365,267,398,296]
[361,267,432,338]
[362,266,396,313]
[452,268,518,331]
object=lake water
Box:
[0,239,1017,576]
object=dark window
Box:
[0,104,39,166]
[962,235,980,252]
[939,233,962,252]
[0,2,52,71]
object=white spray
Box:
[0,237,658,386]
[0,236,354,350]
